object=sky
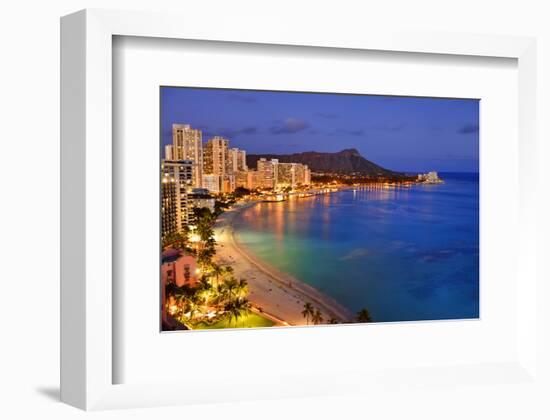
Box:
[161,87,479,173]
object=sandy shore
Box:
[214,201,355,326]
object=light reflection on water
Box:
[234,173,479,322]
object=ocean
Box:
[233,173,479,323]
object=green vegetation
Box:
[194,312,275,329]
[356,308,373,323]
[162,229,192,253]
[163,204,258,330]
[301,302,325,325]
[301,302,314,325]
[312,308,324,325]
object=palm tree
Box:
[196,288,213,307]
[235,279,249,299]
[197,246,215,268]
[225,277,239,300]
[181,295,202,323]
[356,308,373,323]
[162,229,189,250]
[312,308,324,325]
[327,318,339,324]
[224,298,251,327]
[193,207,216,242]
[214,282,228,305]
[301,302,315,325]
[210,263,224,286]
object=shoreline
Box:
[214,200,355,326]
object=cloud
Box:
[241,126,258,134]
[348,129,365,137]
[327,128,367,137]
[315,112,339,119]
[370,122,407,132]
[225,93,258,103]
[458,123,479,134]
[217,125,258,139]
[270,118,310,134]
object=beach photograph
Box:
[160,87,479,331]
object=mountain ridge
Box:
[246,149,401,176]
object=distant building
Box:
[417,171,442,183]
[161,160,194,242]
[161,249,199,288]
[248,170,263,190]
[221,174,236,193]
[304,166,311,185]
[274,162,311,188]
[228,148,247,172]
[234,170,263,190]
[276,162,293,187]
[257,158,278,189]
[202,173,222,194]
[235,170,249,189]
[169,124,203,188]
[187,188,216,215]
[204,136,229,176]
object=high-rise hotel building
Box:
[228,148,247,173]
[161,160,194,242]
[276,162,312,187]
[257,158,278,189]
[166,124,203,188]
[203,136,229,176]
[203,136,235,193]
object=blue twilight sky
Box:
[160,87,479,173]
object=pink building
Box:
[161,249,199,288]
[161,249,199,327]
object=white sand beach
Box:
[214,201,355,326]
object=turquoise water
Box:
[233,173,479,322]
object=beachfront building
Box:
[161,160,194,242]
[272,162,312,188]
[204,136,229,176]
[248,171,263,190]
[203,136,235,193]
[234,170,265,190]
[187,188,216,213]
[221,174,236,193]
[228,147,247,172]
[276,162,292,187]
[304,166,311,185]
[257,158,278,189]
[161,248,199,288]
[167,124,204,188]
[235,170,249,189]
[417,171,442,183]
[202,173,222,194]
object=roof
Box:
[161,248,181,264]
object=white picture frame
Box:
[61,8,544,411]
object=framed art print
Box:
[60,9,547,413]
[159,87,480,332]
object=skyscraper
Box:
[170,124,203,188]
[161,160,194,242]
[275,162,311,188]
[228,147,247,173]
[202,174,222,194]
[204,136,229,176]
[203,136,235,193]
[257,158,278,189]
